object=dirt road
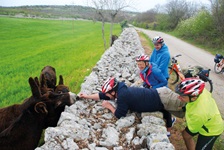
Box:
[135,28,224,118]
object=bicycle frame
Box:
[170,63,185,80]
[169,54,185,82]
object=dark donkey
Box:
[0,77,75,150]
[0,75,75,132]
[39,66,57,90]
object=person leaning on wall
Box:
[79,77,186,137]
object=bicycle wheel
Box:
[168,67,179,85]
[214,63,222,74]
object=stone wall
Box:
[36,28,175,150]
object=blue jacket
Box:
[99,82,163,119]
[140,63,168,89]
[149,44,170,78]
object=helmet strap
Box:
[189,96,193,102]
[108,82,119,98]
[189,96,198,102]
[108,90,116,99]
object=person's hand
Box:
[102,100,116,114]
[102,100,112,109]
[79,93,88,99]
[143,84,152,88]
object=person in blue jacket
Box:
[150,36,170,79]
[136,54,167,89]
[79,77,184,136]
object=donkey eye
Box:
[58,91,63,94]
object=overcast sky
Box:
[0,0,210,12]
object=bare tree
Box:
[104,0,131,45]
[90,0,108,50]
[165,0,198,30]
[89,0,134,48]
[134,9,157,23]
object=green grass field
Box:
[0,16,121,107]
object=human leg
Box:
[159,108,176,137]
[182,128,196,150]
[196,134,219,150]
[160,109,172,128]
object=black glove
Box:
[143,84,152,88]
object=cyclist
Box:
[150,36,170,80]
[175,78,224,150]
[136,54,168,89]
[79,77,186,136]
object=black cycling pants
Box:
[196,134,219,150]
[160,109,172,128]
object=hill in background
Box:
[0,5,138,22]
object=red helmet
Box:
[136,54,149,62]
[175,78,205,97]
[152,36,164,44]
[102,77,118,93]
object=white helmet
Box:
[152,36,164,45]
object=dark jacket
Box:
[99,82,163,118]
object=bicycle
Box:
[168,54,213,93]
[214,54,224,74]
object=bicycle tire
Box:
[214,63,222,74]
[168,67,179,85]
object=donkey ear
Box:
[29,77,41,99]
[58,75,64,85]
[34,102,48,114]
[34,77,40,87]
[51,66,56,73]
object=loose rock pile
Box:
[36,28,175,150]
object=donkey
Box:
[0,77,74,150]
[39,66,57,90]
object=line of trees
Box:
[131,0,224,51]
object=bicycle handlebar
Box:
[172,54,182,59]
[175,54,182,57]
[171,54,182,63]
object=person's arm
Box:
[102,100,116,114]
[149,49,155,63]
[152,69,168,89]
[102,97,129,119]
[158,55,170,71]
[79,93,100,101]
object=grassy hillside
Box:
[0,5,138,22]
[0,16,121,107]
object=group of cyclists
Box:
[80,36,224,150]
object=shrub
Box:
[176,10,214,40]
